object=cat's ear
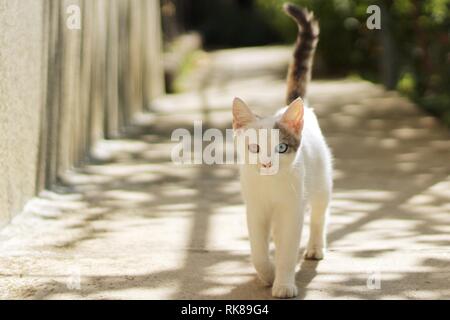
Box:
[280,97,304,135]
[232,97,256,130]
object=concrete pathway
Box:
[1,46,449,299]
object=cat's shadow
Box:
[218,249,320,300]
[296,257,320,299]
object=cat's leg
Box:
[305,192,330,260]
[272,204,305,298]
[247,203,274,286]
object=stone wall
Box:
[0,0,165,228]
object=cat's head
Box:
[232,97,304,175]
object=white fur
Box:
[238,102,332,298]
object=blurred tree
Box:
[160,0,450,125]
[161,0,179,42]
[255,0,449,124]
[161,0,279,47]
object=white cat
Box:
[232,3,332,299]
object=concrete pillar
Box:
[142,0,165,108]
[0,0,165,227]
[43,0,63,188]
[105,0,120,138]
[87,0,108,151]
[0,0,45,227]
[36,0,51,193]
[58,0,82,176]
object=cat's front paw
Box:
[272,283,298,299]
[304,247,325,260]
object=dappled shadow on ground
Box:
[0,47,449,299]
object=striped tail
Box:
[283,3,320,104]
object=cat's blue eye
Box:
[248,144,260,153]
[275,143,288,153]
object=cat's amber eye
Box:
[275,143,288,153]
[248,143,260,153]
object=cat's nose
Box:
[262,162,272,168]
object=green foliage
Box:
[397,72,416,95]
[254,0,450,126]
[255,0,378,75]
[180,0,449,125]
[182,0,279,47]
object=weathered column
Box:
[105,0,121,138]
[78,0,93,165]
[86,0,108,151]
[0,0,45,226]
[0,0,166,228]
[36,0,51,193]
[128,0,144,117]
[117,0,132,127]
[142,0,165,107]
[58,0,82,176]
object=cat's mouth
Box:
[259,166,279,176]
